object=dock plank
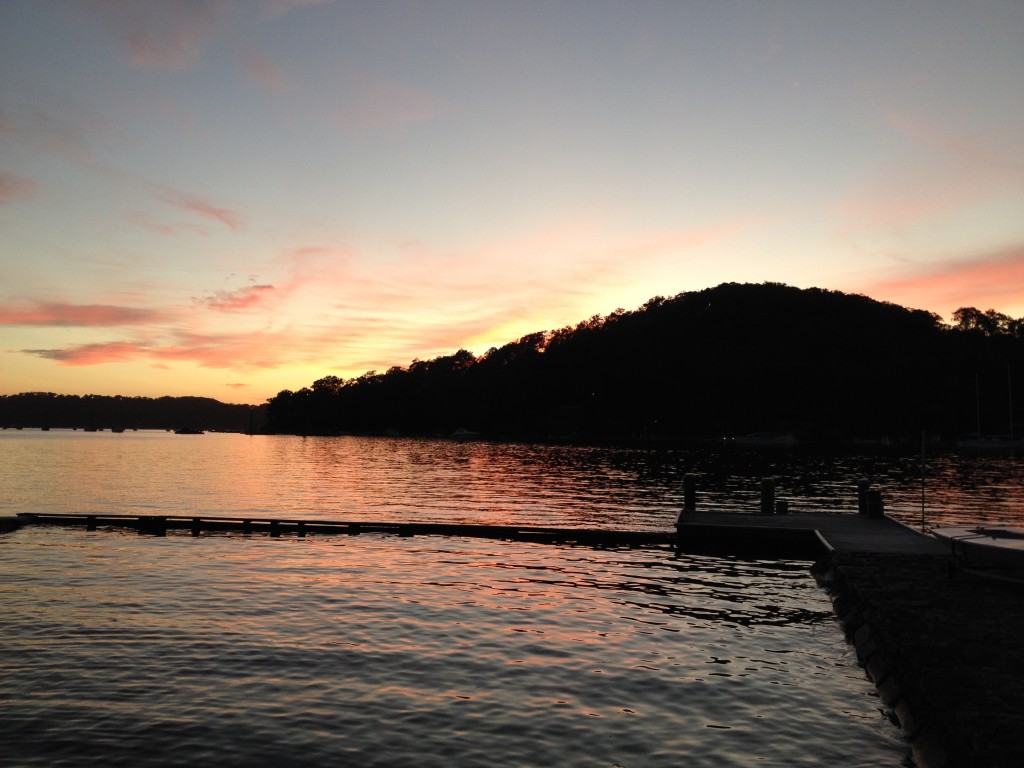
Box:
[676,510,946,555]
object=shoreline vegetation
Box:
[3,283,1022,446]
[264,283,1022,446]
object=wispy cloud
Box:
[158,190,244,232]
[0,104,96,164]
[83,0,228,71]
[887,113,1023,172]
[335,81,445,134]
[864,244,1024,317]
[832,112,1022,239]
[23,341,146,366]
[198,284,276,311]
[11,214,756,382]
[241,52,295,90]
[0,172,40,204]
[0,302,166,327]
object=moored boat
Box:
[932,525,1024,568]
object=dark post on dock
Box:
[759,478,775,515]
[683,473,697,512]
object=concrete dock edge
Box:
[815,551,1024,768]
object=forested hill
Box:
[268,282,1023,444]
[0,394,259,433]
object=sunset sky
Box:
[2,1,1022,404]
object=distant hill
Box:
[265,282,1024,445]
[0,393,262,433]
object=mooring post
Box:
[297,521,306,538]
[760,478,775,515]
[140,515,167,536]
[242,519,252,534]
[866,489,885,519]
[86,515,97,531]
[191,517,202,536]
[775,499,789,515]
[857,479,871,515]
[269,520,281,537]
[683,473,697,512]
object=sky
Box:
[2,1,1022,404]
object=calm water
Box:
[1,429,1022,529]
[2,527,904,767]
[2,430,1022,766]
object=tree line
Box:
[265,282,1024,445]
[0,393,260,433]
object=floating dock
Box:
[4,509,1019,766]
[8,508,945,556]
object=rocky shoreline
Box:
[815,552,1024,767]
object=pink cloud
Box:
[0,302,165,326]
[0,172,41,204]
[159,191,244,231]
[864,245,1024,318]
[23,341,146,366]
[0,105,95,164]
[832,113,1021,237]
[887,113,1022,172]
[84,0,227,71]
[241,52,294,90]
[199,284,276,311]
[335,81,444,133]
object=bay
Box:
[2,430,1021,766]
[1,429,1021,529]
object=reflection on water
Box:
[0,527,908,767]
[0,430,1021,529]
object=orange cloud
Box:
[23,341,146,366]
[199,285,276,311]
[0,302,165,326]
[0,172,41,204]
[864,245,1024,318]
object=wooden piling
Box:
[866,489,885,519]
[760,478,775,515]
[857,479,871,515]
[683,473,697,512]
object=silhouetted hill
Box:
[266,283,1024,445]
[0,393,262,433]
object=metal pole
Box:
[1009,364,1015,443]
[920,430,926,530]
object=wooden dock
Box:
[676,510,946,556]
[8,509,946,558]
[10,512,678,547]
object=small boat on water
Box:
[932,525,1024,568]
[725,432,797,447]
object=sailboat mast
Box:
[1009,364,1015,442]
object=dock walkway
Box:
[676,509,946,555]
[8,509,946,556]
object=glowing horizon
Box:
[2,1,1022,404]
